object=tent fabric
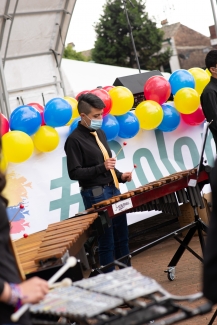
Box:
[61,59,171,97]
[0,0,76,113]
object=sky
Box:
[66,0,215,52]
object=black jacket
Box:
[0,198,30,324]
[203,159,217,303]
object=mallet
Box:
[11,257,77,322]
[115,142,127,158]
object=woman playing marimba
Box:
[0,142,48,324]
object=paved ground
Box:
[131,236,216,324]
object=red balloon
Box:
[90,88,112,116]
[181,106,205,126]
[75,90,89,100]
[144,76,171,105]
[27,102,45,125]
[0,113,9,136]
[103,86,114,92]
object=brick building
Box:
[209,25,217,49]
[161,22,212,73]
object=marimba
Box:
[83,167,209,218]
[77,167,209,277]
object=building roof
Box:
[161,22,181,40]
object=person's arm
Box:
[65,138,107,181]
[0,281,11,303]
[0,277,48,305]
[201,91,217,130]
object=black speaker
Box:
[113,70,163,106]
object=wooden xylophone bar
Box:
[14,213,100,275]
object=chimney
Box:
[161,19,168,26]
[209,25,217,48]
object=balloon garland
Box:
[1,66,209,167]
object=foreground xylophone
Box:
[30,267,212,325]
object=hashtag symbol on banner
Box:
[49,157,84,221]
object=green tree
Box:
[63,45,88,61]
[92,0,171,70]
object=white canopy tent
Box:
[0,0,170,117]
[61,59,170,97]
[0,0,76,117]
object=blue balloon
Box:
[116,112,140,139]
[101,114,119,141]
[158,104,180,132]
[169,69,195,95]
[69,117,81,134]
[44,98,72,127]
[9,105,41,136]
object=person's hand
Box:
[104,158,116,170]
[121,172,132,182]
[18,277,49,304]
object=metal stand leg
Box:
[197,222,206,255]
[167,226,197,267]
[165,205,207,281]
[207,309,217,325]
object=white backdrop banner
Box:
[6,119,215,240]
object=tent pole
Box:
[3,0,19,67]
[0,51,10,118]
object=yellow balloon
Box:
[205,68,211,77]
[109,86,134,115]
[188,67,210,95]
[33,126,60,152]
[64,97,79,124]
[2,131,34,163]
[0,151,8,173]
[174,88,200,114]
[135,100,163,130]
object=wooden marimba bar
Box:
[14,213,99,275]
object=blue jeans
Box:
[81,184,130,272]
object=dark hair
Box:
[205,50,217,71]
[77,93,105,115]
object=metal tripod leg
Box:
[167,226,197,268]
[208,309,217,325]
[197,220,206,255]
